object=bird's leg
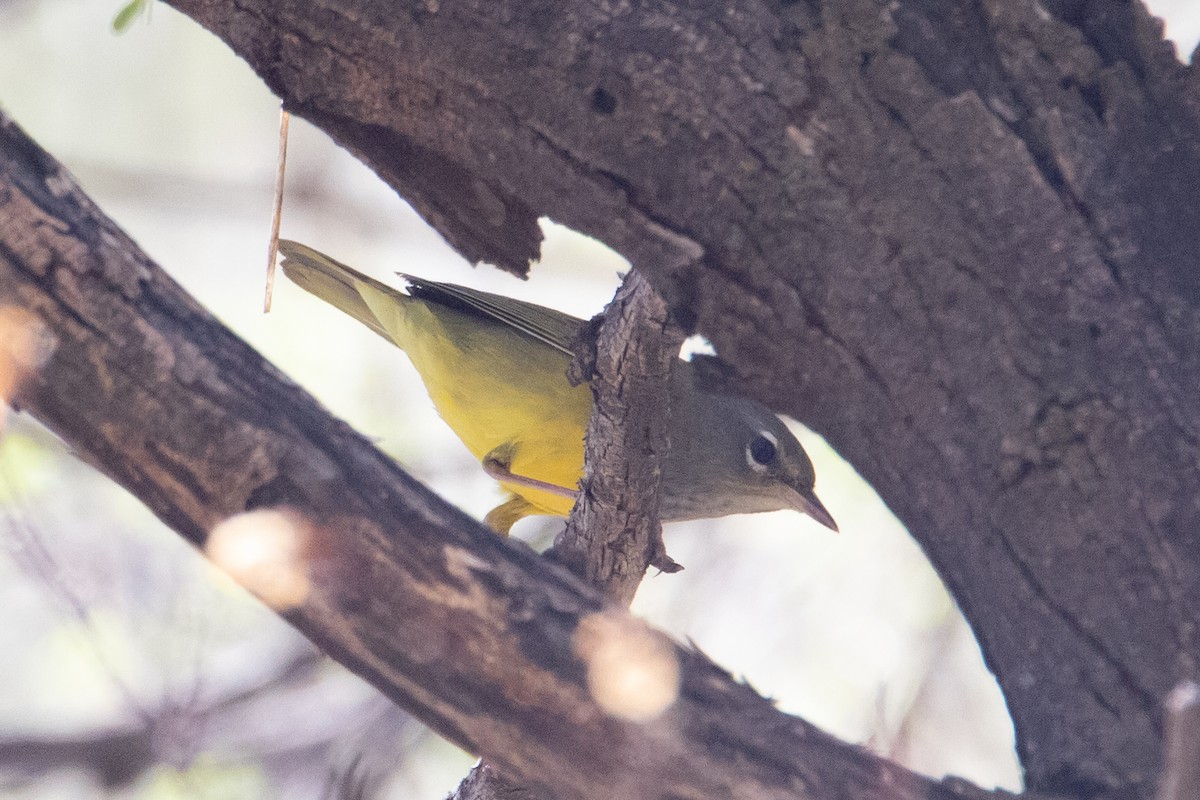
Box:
[481,447,578,499]
[483,496,534,536]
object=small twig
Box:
[263,107,290,313]
[1158,680,1200,800]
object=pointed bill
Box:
[791,487,839,533]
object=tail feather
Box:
[278,240,399,342]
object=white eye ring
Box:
[745,430,778,472]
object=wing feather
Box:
[400,274,583,356]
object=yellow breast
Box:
[359,280,592,517]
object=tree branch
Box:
[552,269,683,605]
[0,727,153,789]
[0,110,1027,800]
[155,1,1200,794]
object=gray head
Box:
[660,375,838,531]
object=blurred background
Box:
[0,2,1196,797]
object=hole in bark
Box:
[246,474,310,511]
[672,305,697,332]
[591,88,617,115]
[1079,82,1106,120]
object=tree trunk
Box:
[6,0,1200,796]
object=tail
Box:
[278,240,406,342]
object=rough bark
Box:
[149,0,1200,796]
[0,110,1020,800]
[553,268,683,605]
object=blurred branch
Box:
[0,650,327,789]
[0,111,1023,800]
[0,475,156,726]
[0,727,154,789]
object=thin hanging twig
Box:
[263,107,290,313]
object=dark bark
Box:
[0,110,1019,800]
[553,268,683,605]
[148,1,1200,796]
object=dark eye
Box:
[746,433,778,470]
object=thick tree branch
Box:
[154,1,1200,795]
[0,111,1022,800]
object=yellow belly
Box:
[361,283,591,517]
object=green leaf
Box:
[111,0,147,34]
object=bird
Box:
[277,240,837,535]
